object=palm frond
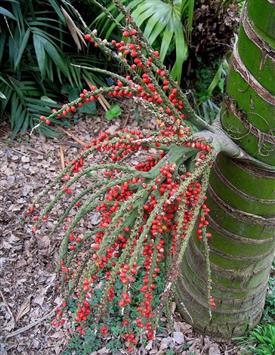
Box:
[0,6,16,20]
[93,0,193,81]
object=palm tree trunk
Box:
[176,0,275,338]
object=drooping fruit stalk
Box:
[25,4,219,350]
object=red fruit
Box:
[100,326,108,335]
[91,243,100,250]
[210,296,216,309]
[134,58,140,65]
[122,31,129,37]
[84,33,92,41]
[118,300,125,308]
[147,330,155,340]
[76,236,82,243]
[153,50,159,57]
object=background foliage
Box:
[94,0,195,81]
[0,0,104,136]
[93,0,240,83]
[0,0,240,136]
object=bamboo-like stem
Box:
[177,0,275,338]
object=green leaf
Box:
[48,0,65,23]
[0,79,12,115]
[39,124,60,138]
[132,4,153,27]
[33,33,46,77]
[143,14,159,40]
[104,12,124,38]
[127,0,143,10]
[147,20,165,45]
[79,101,96,114]
[186,0,194,35]
[31,27,68,47]
[206,62,224,97]
[63,86,97,115]
[15,29,30,69]
[105,104,122,120]
[0,32,6,63]
[45,57,53,81]
[68,63,82,89]
[8,31,17,67]
[0,75,10,87]
[171,27,187,81]
[44,41,67,75]
[11,1,24,32]
[0,7,16,20]
[28,20,66,32]
[41,96,57,105]
[159,29,173,62]
[61,84,77,99]
[0,91,6,100]
[10,92,25,135]
[1,0,19,3]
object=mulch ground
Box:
[0,104,240,354]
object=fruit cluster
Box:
[29,6,215,351]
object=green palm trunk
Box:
[176,0,275,338]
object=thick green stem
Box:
[176,0,275,339]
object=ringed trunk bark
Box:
[176,0,275,339]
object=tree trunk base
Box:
[175,154,275,339]
[175,268,265,339]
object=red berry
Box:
[84,33,92,41]
[153,50,159,57]
[100,326,108,335]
